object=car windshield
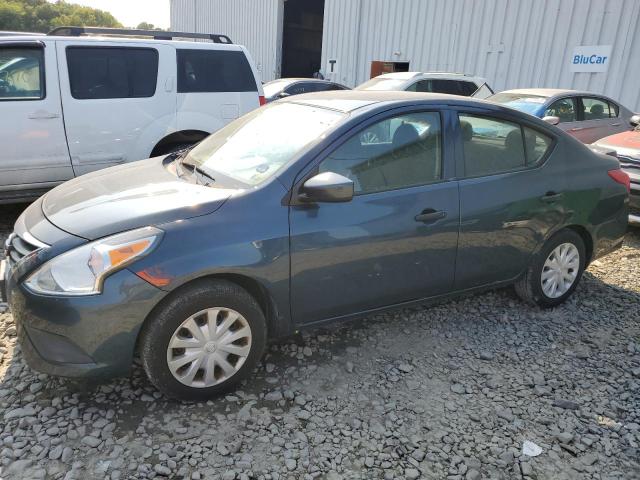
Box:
[488,93,547,115]
[263,79,295,97]
[355,77,408,91]
[183,103,345,186]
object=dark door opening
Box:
[281,0,325,78]
[370,61,411,78]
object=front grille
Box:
[618,155,640,166]
[4,232,47,266]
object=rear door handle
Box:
[569,127,585,132]
[541,191,563,203]
[610,122,621,126]
[28,111,60,120]
[415,209,446,223]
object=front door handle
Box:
[569,127,585,132]
[415,209,446,223]
[610,122,621,127]
[541,191,563,203]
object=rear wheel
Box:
[515,229,586,308]
[139,280,267,400]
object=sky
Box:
[49,0,171,29]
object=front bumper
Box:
[5,262,166,378]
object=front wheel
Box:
[515,229,586,308]
[139,280,267,400]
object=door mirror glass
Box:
[542,116,560,125]
[630,114,640,127]
[300,172,354,203]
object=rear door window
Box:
[544,98,577,123]
[408,79,478,96]
[177,49,257,93]
[66,47,158,99]
[459,114,553,177]
[581,97,616,120]
[0,46,45,100]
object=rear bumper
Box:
[6,264,166,378]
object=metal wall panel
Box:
[171,0,640,110]
[170,0,282,82]
[320,0,640,111]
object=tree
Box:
[136,22,161,31]
[0,0,122,33]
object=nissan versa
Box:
[1,91,629,400]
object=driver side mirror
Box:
[630,114,640,127]
[278,91,291,99]
[542,116,560,126]
[299,172,354,203]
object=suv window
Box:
[66,47,158,100]
[581,97,617,120]
[545,98,577,123]
[177,49,257,93]
[459,115,552,176]
[0,46,45,100]
[319,112,442,194]
[408,79,478,96]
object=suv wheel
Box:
[139,280,267,400]
[515,229,586,308]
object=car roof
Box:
[377,71,486,82]
[285,90,495,113]
[499,88,594,98]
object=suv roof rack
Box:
[47,26,233,44]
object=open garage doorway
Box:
[281,0,325,78]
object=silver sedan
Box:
[489,88,636,144]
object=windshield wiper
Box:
[180,160,216,185]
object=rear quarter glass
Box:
[176,49,258,93]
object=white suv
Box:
[0,27,264,203]
[356,72,494,99]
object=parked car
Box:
[0,27,264,204]
[488,89,636,144]
[355,72,494,99]
[1,91,629,400]
[263,78,349,102]
[592,114,640,225]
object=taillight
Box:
[608,169,630,192]
[259,95,266,106]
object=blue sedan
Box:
[2,91,629,399]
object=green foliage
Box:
[136,22,162,31]
[0,0,122,33]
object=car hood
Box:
[42,157,236,240]
[593,130,640,160]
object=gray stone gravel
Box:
[1,204,639,479]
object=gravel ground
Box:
[0,204,639,480]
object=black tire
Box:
[139,280,267,400]
[515,229,586,308]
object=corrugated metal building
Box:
[170,0,640,111]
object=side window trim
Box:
[0,44,46,102]
[453,108,557,179]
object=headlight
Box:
[25,227,163,296]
